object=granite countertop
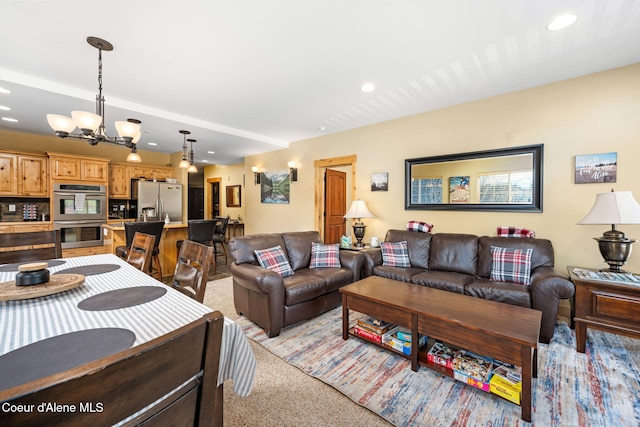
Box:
[102,222,187,230]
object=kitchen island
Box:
[102,222,188,280]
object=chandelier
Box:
[46,36,142,163]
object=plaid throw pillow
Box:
[496,226,535,238]
[490,246,533,285]
[406,221,433,233]
[381,241,411,267]
[255,245,294,277]
[310,242,341,268]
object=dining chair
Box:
[172,240,214,303]
[116,221,165,280]
[176,219,217,259]
[125,232,156,274]
[211,217,229,273]
[1,311,225,427]
[0,230,62,264]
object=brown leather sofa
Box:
[229,231,365,337]
[362,230,575,343]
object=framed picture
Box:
[575,152,617,184]
[260,170,290,204]
[371,172,388,191]
[449,176,470,203]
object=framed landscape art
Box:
[575,152,617,184]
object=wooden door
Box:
[324,169,346,244]
[0,153,17,195]
[18,155,48,196]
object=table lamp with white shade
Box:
[344,200,374,247]
[577,190,640,272]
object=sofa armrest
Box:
[339,250,365,281]
[529,266,576,343]
[229,262,285,295]
[360,248,382,277]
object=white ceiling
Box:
[1,0,639,165]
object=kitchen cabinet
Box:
[0,151,48,196]
[130,165,175,181]
[109,163,130,198]
[18,155,48,196]
[49,153,108,183]
[0,222,52,232]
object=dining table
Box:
[0,253,256,413]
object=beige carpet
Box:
[203,276,391,427]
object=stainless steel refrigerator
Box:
[137,181,183,222]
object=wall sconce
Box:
[288,161,298,182]
[251,166,261,185]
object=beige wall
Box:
[243,63,640,273]
[203,163,245,220]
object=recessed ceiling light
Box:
[0,105,10,111]
[147,142,157,146]
[2,117,18,122]
[360,83,376,93]
[202,160,209,163]
[317,126,327,132]
[546,14,577,31]
[207,151,215,154]
[0,87,11,94]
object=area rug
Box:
[237,307,640,427]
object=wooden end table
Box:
[568,266,640,353]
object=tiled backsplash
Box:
[0,199,50,222]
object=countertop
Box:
[102,222,187,231]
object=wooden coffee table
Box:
[340,276,541,422]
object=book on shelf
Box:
[353,325,382,343]
[356,317,395,335]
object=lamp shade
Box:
[71,110,102,133]
[344,200,374,219]
[46,114,76,134]
[578,191,640,225]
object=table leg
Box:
[521,345,532,422]
[411,315,418,372]
[342,294,349,340]
[532,346,538,378]
[575,321,587,353]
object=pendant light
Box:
[187,139,198,173]
[178,130,191,169]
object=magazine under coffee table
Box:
[340,276,541,422]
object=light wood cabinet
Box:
[0,153,18,195]
[109,163,130,198]
[0,151,48,196]
[49,153,108,183]
[130,165,175,181]
[0,223,52,232]
[129,166,155,179]
[18,155,48,196]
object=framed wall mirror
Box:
[405,144,543,212]
[226,185,242,207]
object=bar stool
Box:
[116,221,165,281]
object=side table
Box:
[568,266,640,353]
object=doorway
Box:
[207,177,222,219]
[314,155,357,242]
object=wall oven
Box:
[53,184,107,249]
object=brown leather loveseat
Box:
[229,231,364,337]
[362,229,575,343]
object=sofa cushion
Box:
[283,268,352,305]
[255,246,294,277]
[282,231,323,271]
[429,233,478,275]
[372,265,424,283]
[310,242,341,268]
[465,278,531,308]
[384,229,431,269]
[477,236,554,278]
[381,241,411,267]
[230,233,287,265]
[490,246,533,285]
[496,226,535,238]
[410,270,473,294]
